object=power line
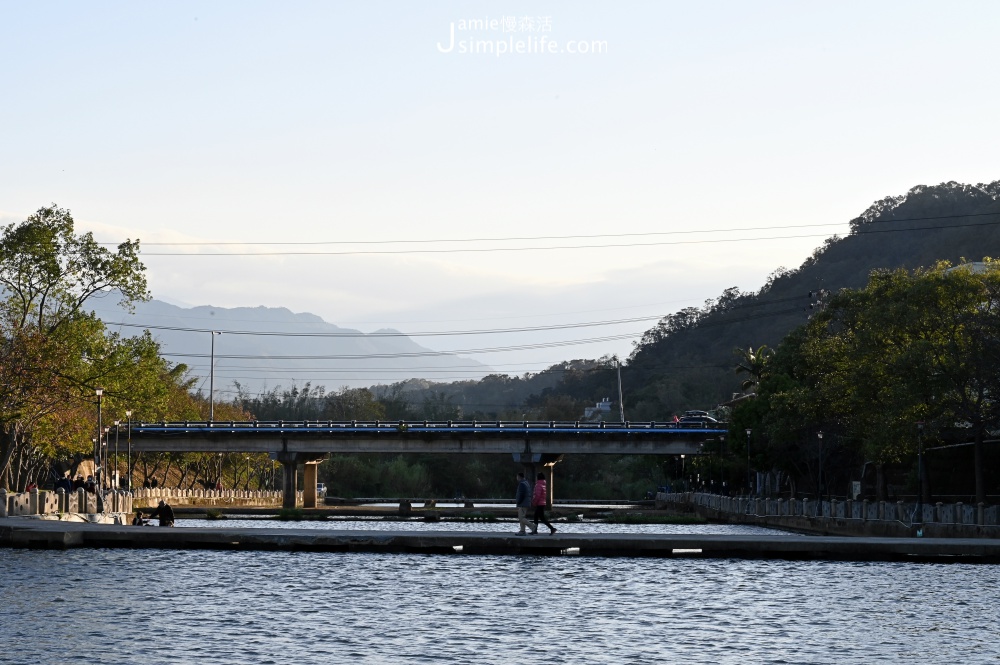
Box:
[102,211,1000,248]
[112,222,851,246]
[120,213,1000,256]
[103,314,662,338]
[180,361,555,371]
[105,293,808,339]
[99,297,698,328]
[160,332,643,360]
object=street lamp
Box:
[916,422,925,526]
[245,455,251,490]
[614,355,625,423]
[102,427,110,493]
[113,420,120,489]
[210,330,222,421]
[125,410,132,491]
[817,431,824,516]
[95,388,103,492]
[745,429,752,496]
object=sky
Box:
[2,1,1000,386]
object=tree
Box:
[750,261,1000,503]
[0,204,148,332]
[0,205,150,489]
[734,345,773,393]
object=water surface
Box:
[1,523,997,664]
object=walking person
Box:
[532,472,556,535]
[514,472,534,535]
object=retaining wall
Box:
[131,487,293,508]
[1,488,133,517]
[1,487,298,518]
[657,492,1000,538]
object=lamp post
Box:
[817,431,824,517]
[125,410,132,491]
[614,355,625,422]
[102,426,110,493]
[745,428,752,496]
[113,421,120,490]
[245,455,251,490]
[95,388,103,491]
[916,421,925,525]
[210,330,222,421]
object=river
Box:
[1,521,998,664]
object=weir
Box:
[124,420,726,509]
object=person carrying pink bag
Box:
[531,472,557,535]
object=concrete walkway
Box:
[3,518,1000,561]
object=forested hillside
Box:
[352,180,1000,422]
[607,180,1000,419]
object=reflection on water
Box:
[1,528,998,664]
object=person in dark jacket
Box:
[514,472,534,535]
[149,500,175,527]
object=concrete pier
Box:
[3,518,1000,561]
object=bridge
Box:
[123,420,728,509]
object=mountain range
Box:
[90,298,492,397]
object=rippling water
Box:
[177,517,791,536]
[2,523,998,664]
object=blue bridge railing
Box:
[125,420,729,436]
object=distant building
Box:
[583,397,613,421]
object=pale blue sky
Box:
[2,1,999,377]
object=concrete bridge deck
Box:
[124,420,726,455]
[3,518,999,562]
[124,420,728,510]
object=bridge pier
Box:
[303,460,321,508]
[280,458,297,509]
[277,452,326,509]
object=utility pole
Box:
[210,331,222,421]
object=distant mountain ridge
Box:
[90,299,492,396]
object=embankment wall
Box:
[658,492,1000,538]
